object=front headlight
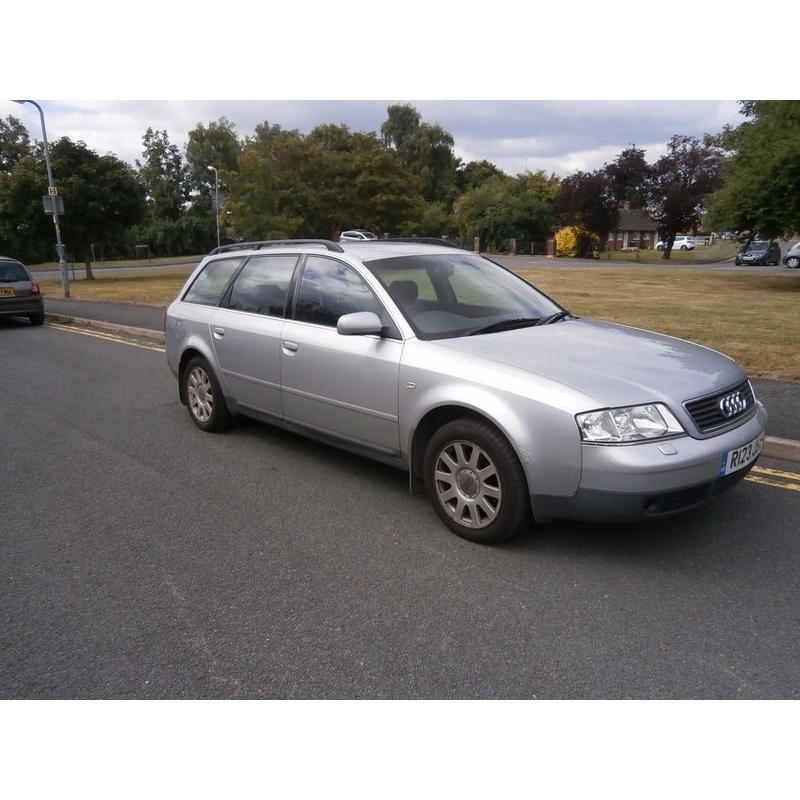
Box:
[576,403,684,443]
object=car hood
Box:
[432,318,745,408]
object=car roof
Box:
[338,241,466,261]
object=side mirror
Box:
[337,311,383,336]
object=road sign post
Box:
[13,100,70,297]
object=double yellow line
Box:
[746,466,800,493]
[46,321,166,353]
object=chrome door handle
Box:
[212,326,225,337]
[282,340,298,352]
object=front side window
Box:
[293,256,384,328]
[226,255,298,317]
[365,253,561,340]
[183,257,243,306]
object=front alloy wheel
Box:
[423,418,531,544]
[786,256,799,269]
[434,440,502,529]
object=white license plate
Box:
[719,435,763,477]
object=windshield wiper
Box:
[535,311,571,326]
[465,317,542,336]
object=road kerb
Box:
[45,313,165,345]
[762,436,800,463]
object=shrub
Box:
[555,225,599,258]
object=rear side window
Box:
[183,257,243,305]
[226,255,298,317]
[0,261,29,282]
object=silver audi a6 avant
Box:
[165,239,767,543]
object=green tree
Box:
[136,127,186,221]
[646,135,721,259]
[456,159,505,192]
[455,171,559,251]
[0,139,146,271]
[226,122,424,241]
[0,115,32,172]
[707,101,800,239]
[381,104,459,205]
[185,117,240,196]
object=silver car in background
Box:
[0,257,44,326]
[165,239,767,543]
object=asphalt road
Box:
[2,320,799,699]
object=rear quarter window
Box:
[182,257,243,305]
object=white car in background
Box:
[656,236,695,251]
[339,230,378,242]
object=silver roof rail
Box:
[210,239,344,255]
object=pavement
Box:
[44,298,165,331]
[1,319,799,699]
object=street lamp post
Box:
[13,99,70,297]
[207,165,220,249]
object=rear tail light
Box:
[30,281,41,295]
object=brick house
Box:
[606,207,659,251]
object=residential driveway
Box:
[1,320,798,699]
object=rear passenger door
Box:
[210,254,299,419]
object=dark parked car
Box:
[734,240,781,266]
[0,257,44,325]
[782,241,800,269]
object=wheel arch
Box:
[407,403,530,495]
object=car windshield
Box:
[0,261,28,282]
[364,253,562,340]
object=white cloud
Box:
[0,100,743,175]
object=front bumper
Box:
[532,402,768,522]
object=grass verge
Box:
[39,265,800,381]
[597,242,738,264]
[39,270,193,306]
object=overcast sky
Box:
[1,100,743,176]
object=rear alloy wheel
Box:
[183,356,231,432]
[424,418,531,544]
[787,256,800,269]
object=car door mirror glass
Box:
[337,311,383,336]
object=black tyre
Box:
[680,245,688,250]
[787,256,799,269]
[28,311,44,326]
[423,418,531,544]
[182,356,232,432]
